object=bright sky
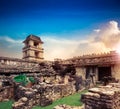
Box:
[0,0,120,60]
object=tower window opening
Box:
[34,42,38,47]
[35,51,39,58]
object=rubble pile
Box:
[39,61,56,76]
[12,97,28,109]
[81,83,120,109]
[13,82,76,109]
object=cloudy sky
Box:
[0,0,120,60]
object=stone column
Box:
[28,40,34,46]
[111,65,115,78]
[39,52,43,59]
[95,67,98,81]
[38,43,42,48]
[27,50,35,57]
[83,67,86,79]
[23,52,26,58]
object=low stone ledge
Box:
[81,83,120,109]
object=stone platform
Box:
[81,83,120,109]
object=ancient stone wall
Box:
[60,51,120,67]
[0,57,40,73]
[0,57,58,77]
[75,67,86,79]
[12,83,76,109]
[0,76,14,101]
[81,83,120,109]
[0,86,14,102]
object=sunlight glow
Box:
[116,44,120,54]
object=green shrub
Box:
[14,74,35,86]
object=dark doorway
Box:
[98,67,111,81]
[85,67,90,79]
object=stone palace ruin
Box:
[0,34,120,109]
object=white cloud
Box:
[93,20,120,48]
[41,36,92,60]
[94,29,101,33]
[42,20,120,60]
[0,36,23,44]
[0,36,23,58]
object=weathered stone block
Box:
[81,83,120,109]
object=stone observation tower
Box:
[22,34,44,62]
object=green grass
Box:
[0,90,87,109]
[33,90,88,109]
[0,100,13,109]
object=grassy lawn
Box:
[0,100,13,109]
[0,90,87,109]
[33,90,87,109]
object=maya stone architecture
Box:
[22,34,44,62]
[1,35,120,109]
[0,34,120,81]
[61,51,120,82]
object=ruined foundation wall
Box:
[0,76,14,102]
[81,83,120,109]
[0,86,14,102]
[12,83,76,109]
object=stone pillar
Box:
[111,65,115,78]
[38,43,42,48]
[31,51,35,57]
[5,60,9,65]
[27,50,34,57]
[38,52,43,59]
[26,51,29,59]
[23,52,26,58]
[28,40,34,46]
[95,67,98,81]
[83,67,86,79]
